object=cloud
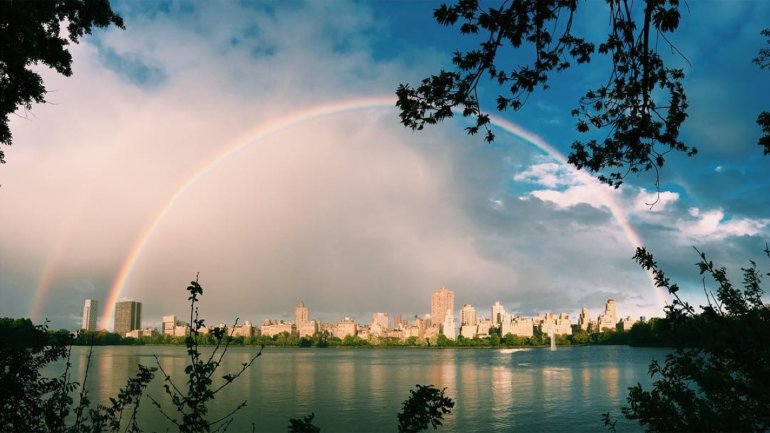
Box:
[2,0,767,331]
[677,208,769,242]
[514,162,577,189]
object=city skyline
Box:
[87,290,636,338]
[87,295,642,349]
[2,1,769,329]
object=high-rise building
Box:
[114,301,142,336]
[578,307,592,331]
[460,304,477,326]
[442,310,456,340]
[597,299,618,331]
[431,287,454,327]
[295,301,309,325]
[491,301,505,326]
[371,312,389,333]
[81,299,98,331]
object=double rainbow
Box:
[27,95,662,328]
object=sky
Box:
[1,0,769,330]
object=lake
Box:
[57,345,668,432]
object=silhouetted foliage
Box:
[0,318,155,432]
[84,362,156,433]
[617,246,770,432]
[396,0,693,188]
[755,29,770,154]
[0,318,72,432]
[149,275,264,433]
[73,329,144,345]
[625,318,675,347]
[287,413,321,433]
[0,0,124,164]
[397,384,455,433]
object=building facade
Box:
[295,302,309,326]
[597,299,618,331]
[460,304,477,326]
[297,320,318,338]
[334,318,357,339]
[371,312,389,336]
[578,307,592,331]
[491,301,505,326]
[82,299,98,332]
[431,287,454,328]
[442,310,456,340]
[502,315,534,338]
[261,320,294,337]
[114,301,142,337]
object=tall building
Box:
[162,315,188,337]
[597,299,618,331]
[431,287,454,327]
[371,312,389,334]
[460,304,477,326]
[114,301,142,336]
[295,301,309,325]
[491,301,505,326]
[442,310,456,340]
[81,299,98,331]
[162,315,176,335]
[578,307,592,331]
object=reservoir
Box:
[60,345,667,432]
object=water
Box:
[56,345,667,432]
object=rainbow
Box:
[29,190,92,322]
[94,95,663,329]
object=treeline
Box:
[67,327,638,348]
[1,317,675,349]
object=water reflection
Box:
[601,367,620,400]
[490,366,513,427]
[541,366,573,405]
[97,349,114,404]
[56,345,666,433]
[581,366,591,402]
[293,352,314,407]
[369,354,385,404]
[427,351,457,404]
[335,356,356,408]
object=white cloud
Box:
[513,161,579,188]
[677,208,769,242]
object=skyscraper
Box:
[295,301,309,325]
[597,299,618,331]
[431,287,454,327]
[491,301,505,326]
[460,304,477,326]
[442,310,456,340]
[114,301,142,336]
[578,307,592,331]
[81,299,98,331]
[371,312,389,332]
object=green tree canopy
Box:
[397,0,761,188]
[0,0,124,164]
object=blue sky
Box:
[0,0,768,329]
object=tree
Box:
[397,385,455,433]
[397,0,701,188]
[0,318,156,433]
[489,332,500,346]
[754,29,770,154]
[620,247,770,432]
[0,318,71,432]
[288,413,321,433]
[149,276,264,433]
[0,0,124,164]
